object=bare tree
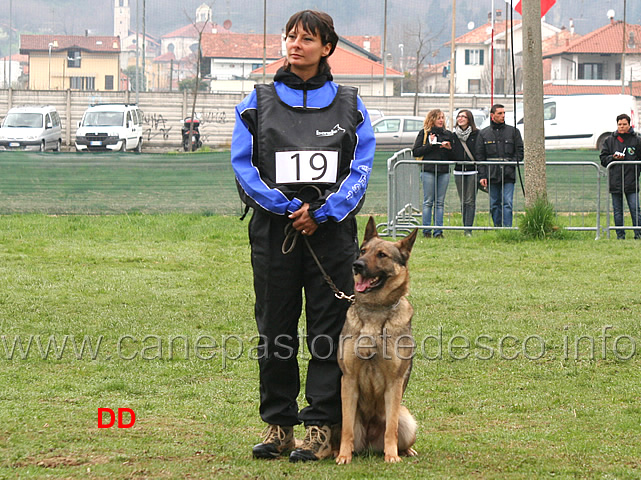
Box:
[184,3,214,152]
[404,22,444,116]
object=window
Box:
[578,63,603,80]
[105,75,114,90]
[543,102,557,121]
[404,119,423,132]
[70,76,95,90]
[468,79,481,93]
[465,49,484,66]
[373,119,400,134]
[68,49,81,68]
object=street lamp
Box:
[48,42,53,89]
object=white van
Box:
[0,105,63,152]
[480,95,638,150]
[75,104,143,152]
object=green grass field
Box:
[1,214,641,479]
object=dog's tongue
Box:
[354,277,373,293]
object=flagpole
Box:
[448,0,456,128]
[622,0,627,94]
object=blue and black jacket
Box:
[231,67,376,224]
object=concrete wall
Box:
[2,88,636,150]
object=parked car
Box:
[372,115,424,150]
[479,95,638,150]
[0,105,63,152]
[75,104,143,152]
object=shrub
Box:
[519,197,559,239]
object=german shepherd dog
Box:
[336,217,418,464]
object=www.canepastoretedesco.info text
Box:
[0,326,636,364]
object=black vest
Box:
[253,83,359,202]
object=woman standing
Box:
[452,109,480,236]
[231,10,376,462]
[412,109,455,238]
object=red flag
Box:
[515,0,556,17]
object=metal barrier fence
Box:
[380,150,606,238]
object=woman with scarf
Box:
[412,109,455,238]
[451,109,480,236]
[231,10,376,462]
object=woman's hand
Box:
[289,203,318,236]
[441,141,452,150]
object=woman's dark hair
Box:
[457,109,478,132]
[284,10,339,73]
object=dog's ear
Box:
[362,216,379,243]
[396,228,418,264]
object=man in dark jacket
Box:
[600,113,641,239]
[475,104,524,227]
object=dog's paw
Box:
[384,454,403,463]
[400,447,418,457]
[336,454,352,465]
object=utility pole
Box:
[8,0,12,89]
[522,0,547,204]
[262,0,266,84]
[135,0,140,104]
[142,0,146,92]
[448,0,456,128]
[383,0,388,96]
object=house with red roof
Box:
[157,3,233,91]
[542,19,641,96]
[441,16,565,95]
[249,46,402,96]
[198,31,398,96]
[20,34,121,91]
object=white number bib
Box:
[275,150,339,184]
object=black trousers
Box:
[248,209,358,427]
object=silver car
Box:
[371,115,424,150]
[0,105,63,152]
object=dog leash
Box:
[282,224,355,304]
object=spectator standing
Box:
[599,113,641,239]
[451,109,480,236]
[475,104,524,228]
[412,109,455,238]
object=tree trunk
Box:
[521,0,547,205]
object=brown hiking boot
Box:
[252,425,296,459]
[289,425,332,462]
